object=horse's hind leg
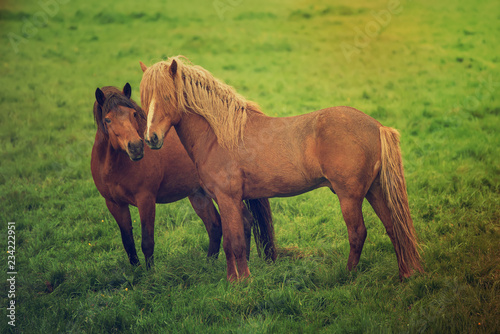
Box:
[188,191,222,259]
[365,179,400,272]
[105,200,140,266]
[324,170,369,272]
[336,194,367,272]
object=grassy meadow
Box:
[1,0,499,332]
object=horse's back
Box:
[313,106,382,147]
[315,105,382,131]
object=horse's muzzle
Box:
[127,140,144,161]
[145,132,163,150]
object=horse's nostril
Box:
[128,141,144,153]
[145,133,161,149]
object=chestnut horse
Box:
[139,57,423,281]
[91,84,276,268]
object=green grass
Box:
[1,0,499,332]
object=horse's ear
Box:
[169,59,178,77]
[139,61,147,72]
[95,88,106,106]
[123,83,132,99]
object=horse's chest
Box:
[109,183,136,204]
[99,173,136,205]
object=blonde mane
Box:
[140,56,262,149]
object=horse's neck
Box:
[174,112,218,160]
[93,130,126,171]
[174,109,272,158]
[93,131,109,159]
[136,118,147,138]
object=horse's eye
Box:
[133,112,137,118]
[104,118,111,124]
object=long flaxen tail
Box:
[244,198,277,262]
[379,127,423,278]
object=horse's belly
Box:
[155,189,191,204]
[267,179,330,198]
[242,169,328,199]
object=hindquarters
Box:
[315,107,382,198]
[314,107,383,272]
[314,108,422,279]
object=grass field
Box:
[1,0,499,332]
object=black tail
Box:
[244,198,276,262]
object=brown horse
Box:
[91,83,276,268]
[139,57,423,281]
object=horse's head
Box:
[139,59,181,150]
[140,57,252,150]
[94,83,145,161]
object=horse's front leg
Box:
[217,194,250,282]
[136,194,156,269]
[105,200,139,266]
[188,191,222,259]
